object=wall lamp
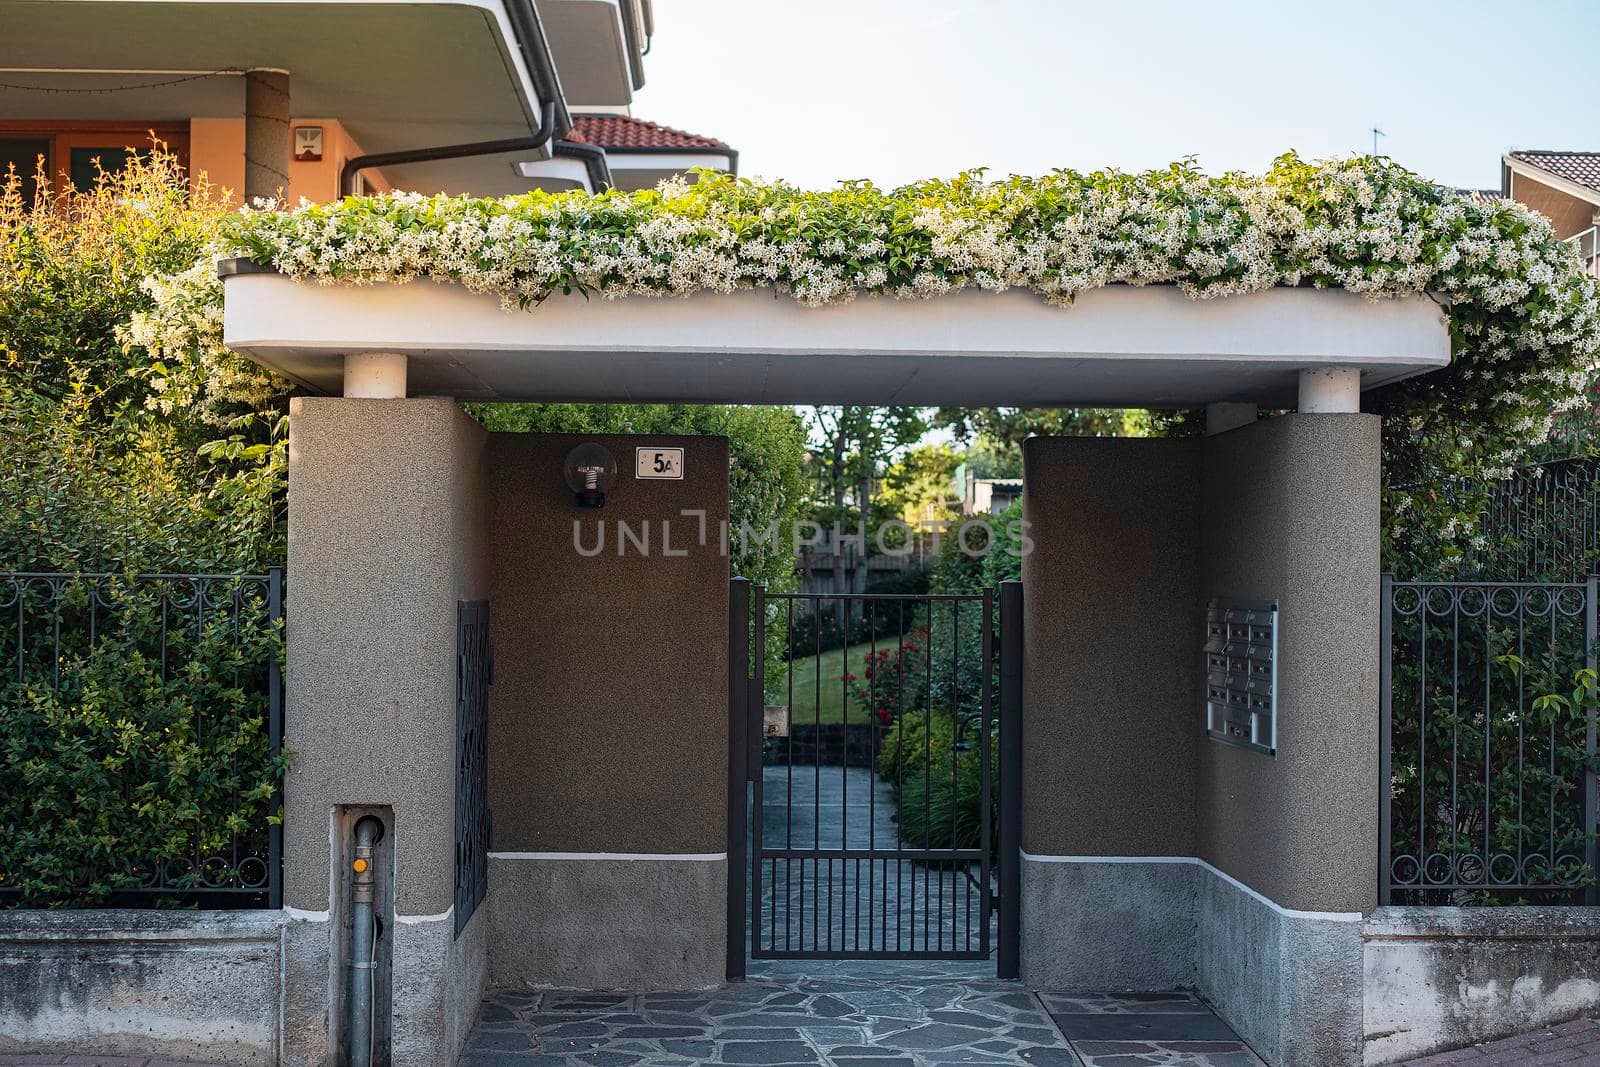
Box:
[563,443,617,508]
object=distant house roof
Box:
[1506,150,1600,195]
[1455,188,1504,206]
[569,114,729,151]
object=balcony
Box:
[1568,226,1600,278]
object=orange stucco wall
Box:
[1509,171,1599,241]
[188,117,390,205]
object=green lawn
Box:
[768,639,934,729]
[771,639,884,726]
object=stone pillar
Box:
[281,397,488,1067]
[243,69,290,205]
[1018,437,1203,992]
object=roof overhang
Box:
[0,0,567,193]
[221,270,1451,406]
[541,0,644,107]
[1503,154,1600,209]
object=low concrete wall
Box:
[1020,855,1365,1067]
[1364,906,1600,1065]
[0,910,285,1066]
[487,855,727,989]
[1195,863,1363,1067]
[1020,856,1197,991]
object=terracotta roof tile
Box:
[569,114,730,151]
[1508,150,1600,194]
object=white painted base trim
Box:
[1020,852,1363,922]
[488,851,727,862]
[394,906,454,925]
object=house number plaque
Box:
[1204,598,1277,756]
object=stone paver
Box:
[1042,993,1263,1066]
[8,1007,1597,1066]
[1395,1017,1600,1066]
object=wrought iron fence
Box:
[1454,458,1600,583]
[1381,576,1598,905]
[0,571,283,907]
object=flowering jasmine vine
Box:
[125,153,1599,502]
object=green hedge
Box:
[0,581,284,906]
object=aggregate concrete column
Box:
[1195,412,1381,1067]
[243,69,290,204]
[282,397,488,1067]
[482,433,731,990]
[1018,436,1203,991]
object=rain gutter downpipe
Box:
[554,139,613,191]
[340,99,558,197]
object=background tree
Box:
[933,406,1159,448]
[876,443,964,541]
[805,406,928,592]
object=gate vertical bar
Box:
[1379,573,1393,906]
[997,579,1023,979]
[978,588,993,957]
[1586,575,1597,906]
[267,566,284,910]
[727,578,750,979]
[751,584,767,956]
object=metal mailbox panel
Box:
[1204,598,1277,756]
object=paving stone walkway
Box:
[463,959,1078,1066]
[5,1008,1597,1066]
[460,960,1275,1067]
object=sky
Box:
[630,0,1600,192]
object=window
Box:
[0,124,188,198]
[0,138,51,200]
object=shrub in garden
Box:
[2,154,286,907]
[896,736,995,854]
[1,147,285,574]
[875,709,954,788]
[0,581,284,905]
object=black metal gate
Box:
[727,579,1022,976]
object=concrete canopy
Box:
[0,0,565,195]
[221,271,1452,406]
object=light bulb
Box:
[563,443,617,508]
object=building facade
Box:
[0,0,734,204]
